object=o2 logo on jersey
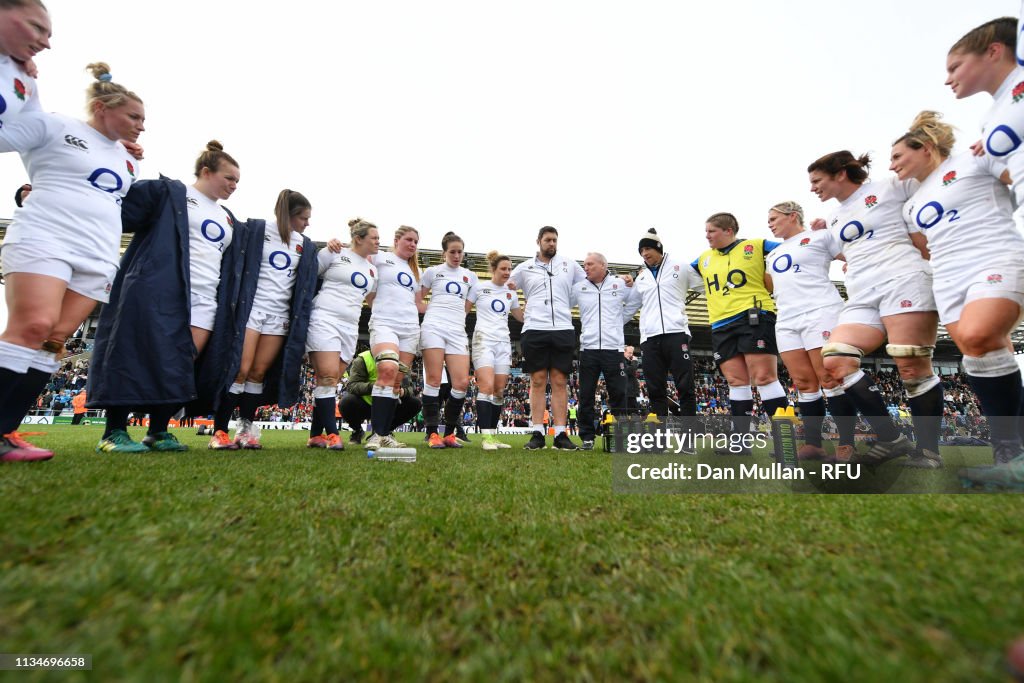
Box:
[351,271,370,295]
[445,281,464,297]
[770,254,801,274]
[914,201,960,230]
[490,299,507,314]
[269,250,293,271]
[838,220,874,244]
[201,219,227,251]
[986,124,1022,158]
[396,271,415,291]
[0,94,6,116]
[87,168,124,193]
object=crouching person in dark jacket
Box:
[340,350,421,443]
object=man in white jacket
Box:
[624,229,703,418]
[570,252,640,450]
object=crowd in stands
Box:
[34,345,990,440]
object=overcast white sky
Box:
[1,0,1020,331]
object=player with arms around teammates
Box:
[891,111,1024,484]
[764,201,858,462]
[362,225,423,451]
[943,16,1024,488]
[508,226,587,451]
[471,251,523,451]
[89,141,244,454]
[305,218,379,450]
[571,252,640,451]
[0,63,144,462]
[692,214,789,455]
[626,228,704,440]
[418,231,478,449]
[807,150,943,467]
[204,189,318,450]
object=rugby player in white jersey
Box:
[94,141,241,454]
[0,62,143,461]
[890,112,1024,486]
[472,251,523,451]
[764,201,858,462]
[0,0,48,128]
[571,252,639,451]
[808,150,942,467]
[417,232,479,449]
[305,218,379,450]
[508,226,587,451]
[363,225,423,451]
[212,189,311,449]
[946,18,1024,229]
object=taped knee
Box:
[821,342,864,360]
[885,344,934,358]
[375,350,400,368]
[397,361,411,375]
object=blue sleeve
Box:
[763,240,782,254]
[690,258,700,274]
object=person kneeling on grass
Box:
[339,350,421,443]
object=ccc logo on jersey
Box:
[64,134,89,151]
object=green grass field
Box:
[1,425,1022,682]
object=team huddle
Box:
[1,2,1024,489]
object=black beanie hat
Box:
[638,228,663,254]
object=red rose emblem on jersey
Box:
[865,195,878,208]
[125,160,135,177]
[942,170,957,186]
[369,268,375,278]
[13,78,26,101]
[463,276,469,283]
[799,237,810,246]
[988,273,1004,284]
[506,293,512,300]
[900,299,912,308]
[1013,81,1024,103]
[295,244,303,253]
[822,330,831,340]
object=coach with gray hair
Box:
[570,252,640,449]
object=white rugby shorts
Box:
[1,241,116,303]
[838,270,936,330]
[472,333,512,373]
[775,302,842,353]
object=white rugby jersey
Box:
[902,151,1023,277]
[421,264,478,330]
[0,55,40,129]
[571,275,637,351]
[313,247,377,323]
[765,229,844,323]
[370,250,419,326]
[508,254,586,332]
[0,112,138,268]
[624,253,700,344]
[981,67,1024,205]
[251,220,303,317]
[473,279,519,342]
[186,185,234,301]
[825,177,927,296]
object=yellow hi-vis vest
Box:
[694,239,776,327]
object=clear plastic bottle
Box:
[367,447,416,462]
